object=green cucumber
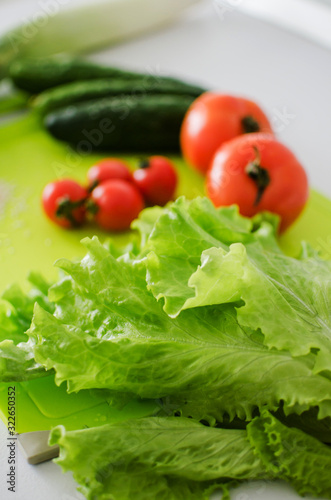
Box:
[44,94,195,153]
[33,77,205,115]
[9,55,205,95]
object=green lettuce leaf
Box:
[131,204,165,249]
[10,197,331,499]
[180,242,331,373]
[1,271,54,338]
[0,273,54,382]
[247,411,331,498]
[141,197,271,317]
[50,413,331,500]
[50,416,266,500]
[28,237,331,421]
[0,338,47,382]
[140,197,281,318]
[141,197,331,376]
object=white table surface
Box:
[1,1,331,499]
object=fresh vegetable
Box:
[247,411,331,498]
[0,0,200,81]
[42,179,88,228]
[133,155,178,206]
[49,416,266,500]
[9,55,206,95]
[87,158,132,189]
[0,273,53,382]
[1,197,331,498]
[89,179,144,231]
[42,156,177,232]
[9,56,146,93]
[44,94,196,152]
[49,412,331,500]
[180,93,273,174]
[206,133,309,232]
[33,77,206,115]
[27,198,331,424]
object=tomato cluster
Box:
[181,93,309,232]
[43,93,309,234]
[42,156,178,231]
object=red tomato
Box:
[180,93,273,174]
[206,133,309,232]
[132,156,178,206]
[42,179,88,228]
[90,179,144,231]
[87,158,132,188]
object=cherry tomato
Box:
[180,93,273,174]
[42,179,88,228]
[87,158,132,188]
[132,156,178,206]
[90,179,144,231]
[206,133,309,232]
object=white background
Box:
[1,1,331,499]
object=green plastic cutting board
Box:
[0,114,330,433]
[0,376,158,433]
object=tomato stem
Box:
[56,196,86,227]
[242,115,260,134]
[88,180,99,192]
[85,198,99,217]
[245,147,270,206]
[139,159,150,169]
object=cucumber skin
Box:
[34,78,205,115]
[10,56,142,93]
[10,55,205,95]
[44,95,195,153]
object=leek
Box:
[0,0,200,79]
